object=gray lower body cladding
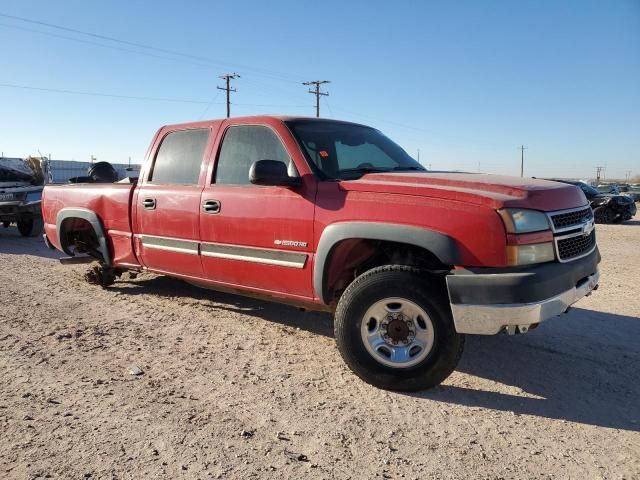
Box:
[446,248,601,335]
[446,248,600,305]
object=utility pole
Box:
[217,73,240,118]
[519,145,527,177]
[595,166,605,183]
[303,80,330,117]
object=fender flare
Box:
[314,222,461,303]
[56,207,112,265]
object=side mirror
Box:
[249,160,301,187]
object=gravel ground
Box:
[0,222,639,479]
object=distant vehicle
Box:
[624,185,640,202]
[549,179,636,224]
[618,183,640,202]
[597,183,621,194]
[600,183,640,202]
[0,157,46,236]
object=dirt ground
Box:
[0,222,639,480]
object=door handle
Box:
[143,198,156,210]
[202,199,221,214]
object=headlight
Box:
[498,208,550,233]
[506,242,555,266]
[24,191,42,204]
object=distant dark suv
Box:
[548,179,636,224]
[0,157,45,236]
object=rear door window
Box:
[149,128,210,185]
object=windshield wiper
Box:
[337,167,392,180]
[392,166,426,172]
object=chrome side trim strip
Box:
[139,234,199,255]
[136,234,308,268]
[201,242,307,269]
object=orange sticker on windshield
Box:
[319,150,329,158]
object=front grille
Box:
[557,231,595,261]
[550,207,593,231]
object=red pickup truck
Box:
[42,116,600,391]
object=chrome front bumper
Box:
[450,270,600,335]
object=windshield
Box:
[578,182,600,196]
[286,120,425,180]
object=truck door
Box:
[135,127,212,278]
[199,121,316,299]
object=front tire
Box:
[334,265,464,391]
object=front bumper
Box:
[446,248,600,335]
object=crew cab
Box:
[42,116,601,391]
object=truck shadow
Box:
[112,275,639,432]
[111,274,335,338]
[0,226,61,259]
[414,307,640,432]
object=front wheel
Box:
[334,265,464,391]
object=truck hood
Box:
[340,172,587,211]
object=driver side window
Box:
[214,125,292,185]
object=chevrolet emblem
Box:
[582,221,595,235]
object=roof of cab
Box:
[159,115,368,132]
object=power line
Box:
[217,73,240,118]
[198,91,222,120]
[0,21,216,70]
[0,82,309,110]
[0,12,304,84]
[0,13,456,136]
[331,106,432,134]
[0,82,213,104]
[303,80,330,118]
[323,96,334,118]
[234,103,309,108]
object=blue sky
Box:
[0,0,638,179]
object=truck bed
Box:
[42,183,138,266]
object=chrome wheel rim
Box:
[360,297,435,369]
